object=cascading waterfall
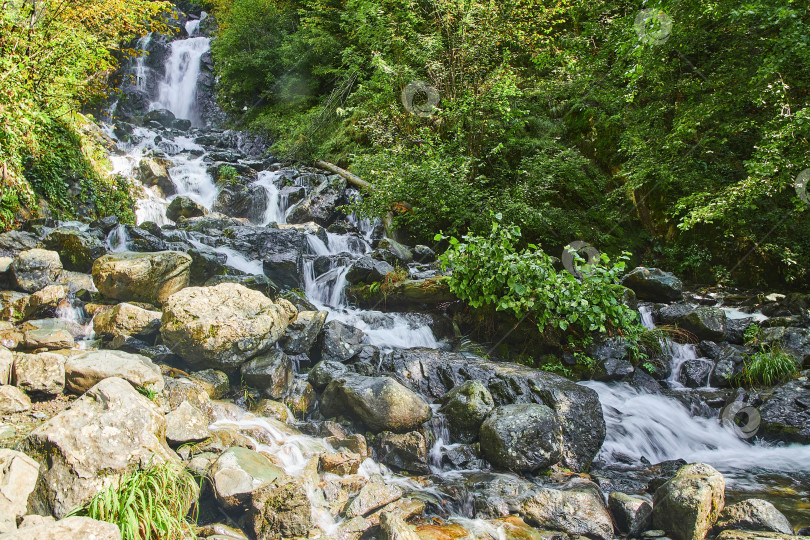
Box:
[153,20,210,124]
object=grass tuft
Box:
[737,346,798,388]
[69,460,198,540]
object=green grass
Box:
[69,461,199,540]
[737,347,798,388]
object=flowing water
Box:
[104,24,810,534]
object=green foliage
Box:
[737,346,798,388]
[217,164,239,184]
[744,323,762,346]
[437,215,644,346]
[69,461,198,540]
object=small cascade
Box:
[106,224,130,252]
[133,35,152,90]
[153,29,210,124]
[254,171,287,225]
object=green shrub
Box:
[737,347,798,388]
[70,461,198,540]
[436,215,644,352]
[217,164,239,184]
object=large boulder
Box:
[42,229,107,273]
[240,349,294,399]
[0,386,31,414]
[479,403,561,472]
[12,352,65,395]
[345,256,395,285]
[675,307,727,342]
[165,401,210,446]
[210,447,285,512]
[92,302,162,339]
[137,157,175,197]
[320,374,432,433]
[379,349,605,472]
[161,283,289,371]
[375,431,430,475]
[307,359,348,391]
[439,380,495,443]
[759,326,810,366]
[286,176,346,226]
[0,346,11,384]
[608,492,653,537]
[621,267,683,302]
[0,449,40,532]
[21,377,176,517]
[64,350,164,394]
[92,251,191,305]
[315,320,366,363]
[713,499,793,535]
[213,182,269,224]
[166,195,205,222]
[519,480,613,540]
[0,516,121,539]
[652,463,725,540]
[11,249,63,292]
[757,379,810,443]
[279,310,327,355]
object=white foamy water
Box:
[153,36,210,124]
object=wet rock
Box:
[714,532,807,540]
[280,310,327,355]
[21,377,176,517]
[589,337,635,381]
[652,463,725,540]
[320,374,432,433]
[726,318,754,345]
[188,369,230,399]
[378,238,413,264]
[144,108,177,128]
[315,320,366,363]
[438,380,494,443]
[349,276,454,310]
[519,480,613,540]
[676,307,728,342]
[205,274,278,298]
[93,251,191,305]
[0,231,39,257]
[320,452,363,476]
[413,245,437,263]
[11,249,63,293]
[480,403,561,472]
[161,283,289,371]
[210,447,284,512]
[11,284,67,321]
[250,399,291,423]
[308,359,348,391]
[757,379,810,443]
[42,229,106,273]
[0,385,31,414]
[345,256,395,285]
[0,346,12,383]
[213,182,269,224]
[240,349,294,399]
[92,302,162,339]
[380,349,605,472]
[759,326,810,366]
[165,401,211,446]
[713,498,793,535]
[244,476,312,539]
[12,352,65,395]
[286,176,346,226]
[166,195,205,221]
[0,516,121,539]
[261,250,303,291]
[375,431,430,475]
[283,379,315,418]
[0,449,39,531]
[137,157,175,197]
[164,376,212,415]
[346,478,403,518]
[65,350,163,394]
[621,267,683,302]
[609,492,653,537]
[678,358,714,388]
[379,511,420,540]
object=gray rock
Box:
[0,386,31,414]
[0,346,12,384]
[317,320,366,363]
[320,374,432,433]
[375,431,430,475]
[479,403,561,472]
[240,349,294,399]
[64,349,164,395]
[165,401,211,446]
[678,358,714,388]
[286,176,346,226]
[280,310,327,355]
[92,302,162,339]
[0,516,121,539]
[42,229,107,273]
[380,511,420,540]
[676,307,728,342]
[715,531,809,540]
[210,447,284,512]
[244,477,312,540]
[21,377,176,517]
[213,183,269,224]
[345,256,395,285]
[166,195,205,222]
[346,478,403,517]
[137,157,175,197]
[713,498,793,535]
[609,492,653,537]
[519,479,613,540]
[589,337,635,381]
[12,352,65,395]
[760,326,810,366]
[621,267,683,302]
[0,230,39,257]
[652,463,725,540]
[438,380,495,443]
[11,285,67,322]
[758,379,810,443]
[18,319,76,350]
[379,348,605,472]
[378,238,413,264]
[188,369,230,399]
[0,449,39,531]
[92,251,191,305]
[11,249,63,292]
[161,283,289,372]
[308,359,348,391]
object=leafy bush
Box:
[436,215,643,349]
[737,346,798,388]
[70,461,198,540]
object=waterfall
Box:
[153,36,210,124]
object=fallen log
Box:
[314,160,374,192]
